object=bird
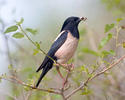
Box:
[36,16,86,87]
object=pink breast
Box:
[55,32,78,64]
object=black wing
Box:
[36,30,68,72]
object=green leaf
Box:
[122,42,125,48]
[8,64,13,70]
[108,50,115,55]
[98,33,112,49]
[91,65,98,70]
[16,18,24,25]
[23,86,31,91]
[88,73,94,78]
[33,49,39,55]
[27,79,34,86]
[12,32,24,38]
[26,28,37,35]
[82,48,99,56]
[4,25,18,34]
[80,66,89,74]
[105,23,115,33]
[35,42,40,49]
[81,87,92,95]
[101,50,115,57]
[79,66,85,71]
[116,18,123,22]
[24,79,34,91]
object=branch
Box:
[65,54,125,99]
[18,25,53,61]
[18,24,67,70]
[2,76,61,95]
[60,66,71,100]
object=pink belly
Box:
[55,33,78,64]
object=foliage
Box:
[12,32,24,38]
[98,33,112,49]
[104,23,114,33]
[26,28,37,35]
[81,87,92,95]
[2,16,125,100]
[16,18,24,25]
[82,48,99,56]
[101,0,125,15]
[4,25,18,34]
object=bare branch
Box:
[2,76,61,95]
[18,24,67,70]
[65,54,125,99]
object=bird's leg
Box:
[56,66,69,88]
[62,66,71,89]
[55,63,73,88]
[61,64,74,70]
[56,63,75,70]
[56,66,65,82]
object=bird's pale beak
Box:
[80,17,87,21]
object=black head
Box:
[60,16,86,39]
[60,16,86,32]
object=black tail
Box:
[35,59,53,87]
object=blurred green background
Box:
[0,0,125,100]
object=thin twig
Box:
[65,54,125,99]
[60,65,72,100]
[63,68,71,89]
[18,25,50,59]
[2,76,61,95]
[61,92,66,100]
[18,24,67,70]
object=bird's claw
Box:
[56,63,75,71]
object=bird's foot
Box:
[63,63,75,71]
[56,66,69,88]
[56,63,74,71]
[56,66,65,81]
